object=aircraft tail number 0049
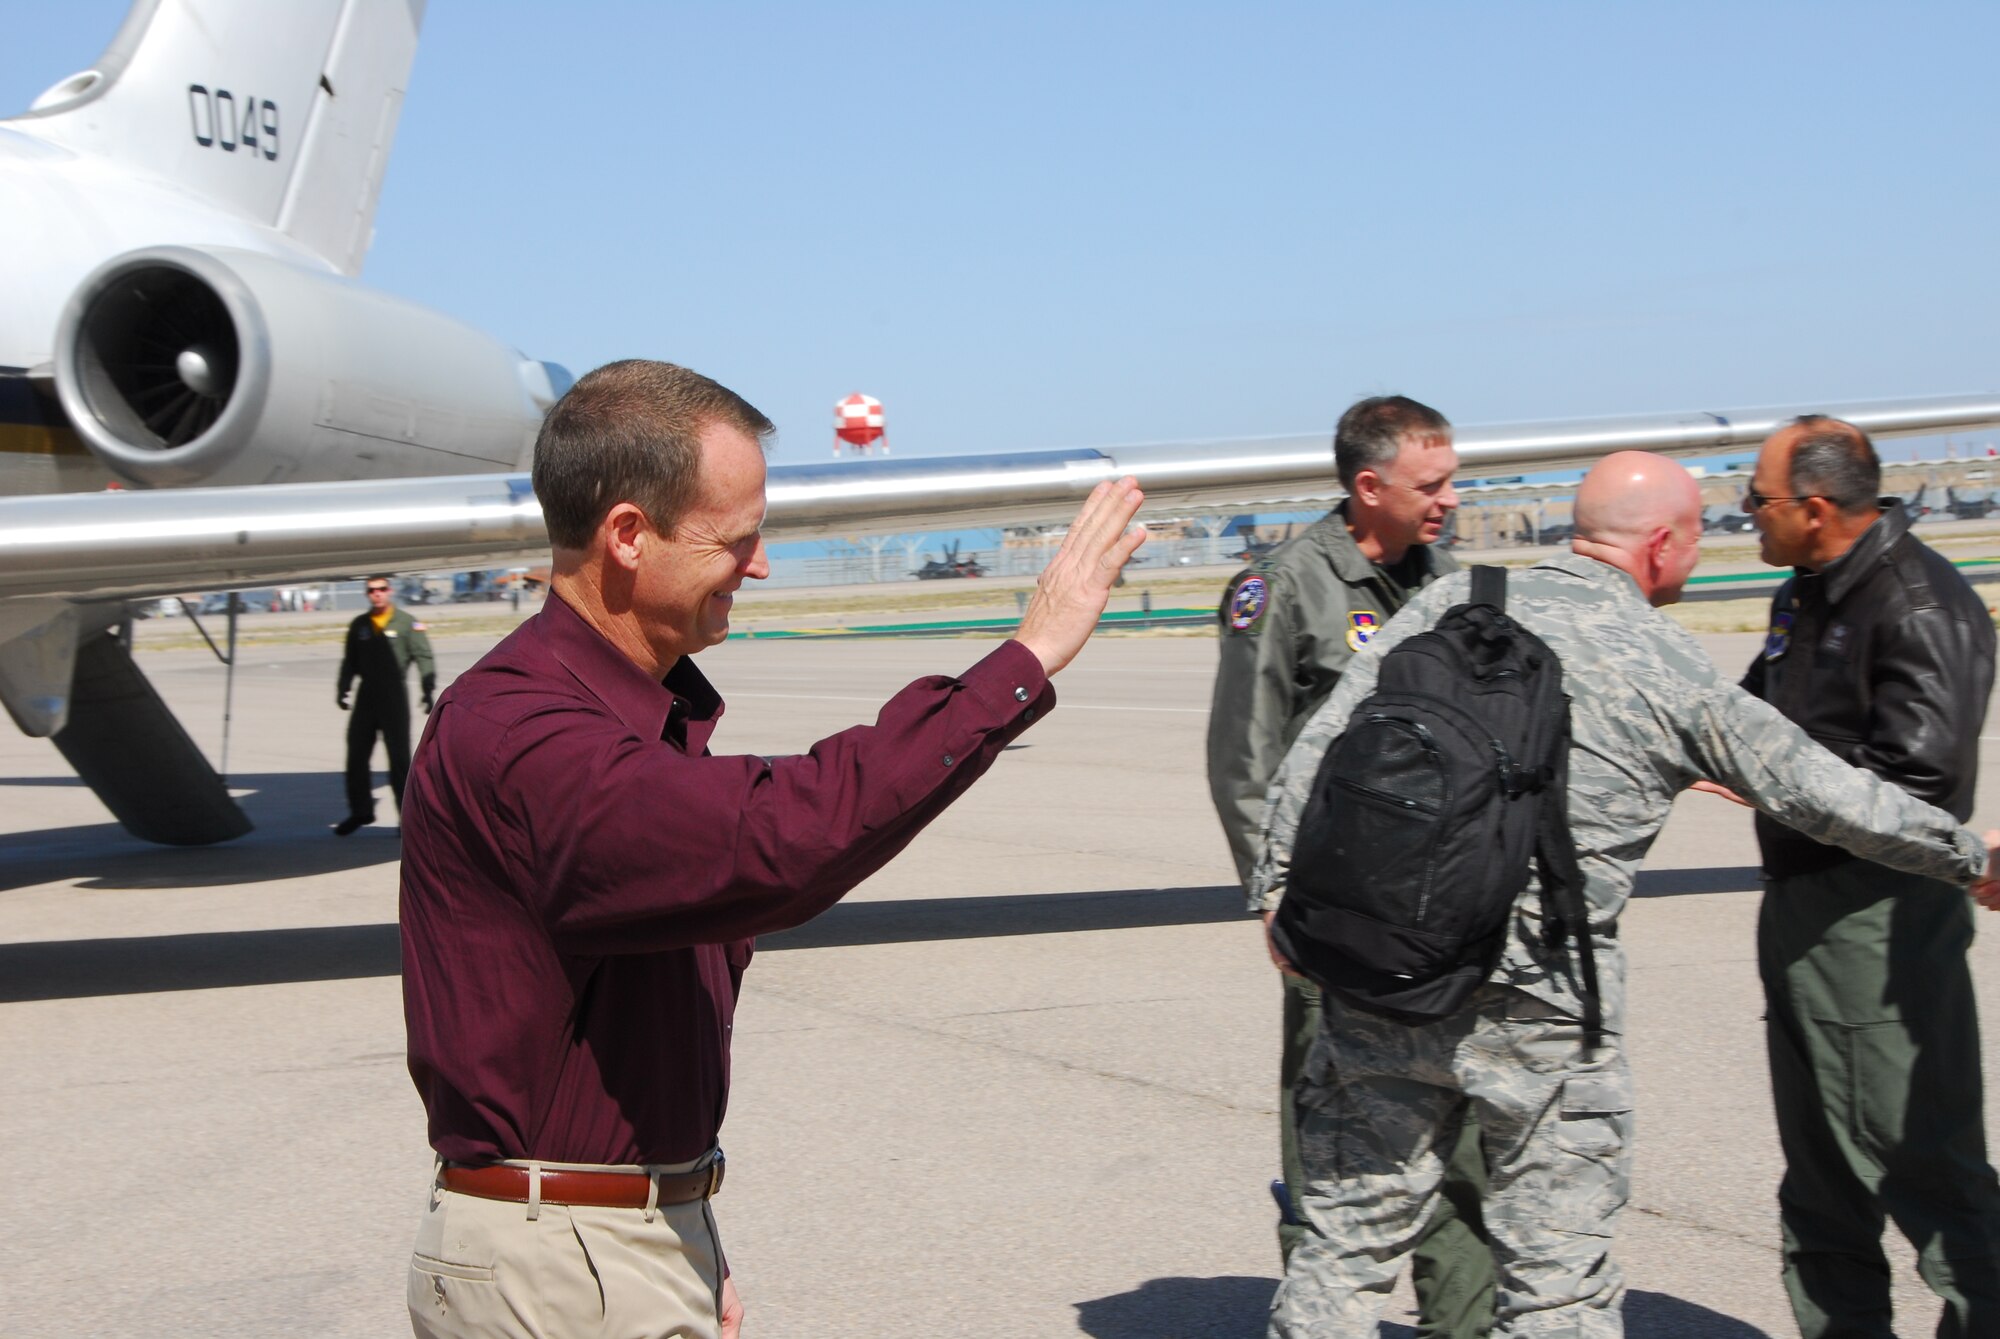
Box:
[188,86,278,160]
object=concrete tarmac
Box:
[3,622,1998,1337]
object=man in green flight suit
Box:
[1738,417,2000,1336]
[335,575,437,835]
[1206,395,1496,1335]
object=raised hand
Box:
[1011,476,1146,676]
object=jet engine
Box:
[52,245,558,488]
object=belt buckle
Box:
[705,1150,725,1198]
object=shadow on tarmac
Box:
[1632,866,1763,898]
[0,923,402,1002]
[0,872,1771,1003]
[1624,1289,1774,1336]
[0,770,402,893]
[0,885,1248,1002]
[1070,1281,1770,1337]
[1073,1275,1276,1336]
[759,885,1244,950]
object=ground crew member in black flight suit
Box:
[1206,395,1496,1338]
[335,576,436,835]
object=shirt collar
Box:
[1816,500,1907,605]
[1536,550,1648,603]
[663,657,723,752]
[538,593,725,746]
[1317,501,1444,585]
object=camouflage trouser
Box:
[1269,985,1632,1338]
[1283,973,1497,1337]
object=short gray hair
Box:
[1786,416,1880,517]
[1334,396,1451,492]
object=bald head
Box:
[1575,451,1702,545]
[1571,451,1704,605]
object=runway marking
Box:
[726,691,1205,714]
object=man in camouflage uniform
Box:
[1252,452,1999,1337]
[1207,395,1495,1334]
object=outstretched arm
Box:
[1688,684,1989,887]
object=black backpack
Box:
[1270,566,1601,1042]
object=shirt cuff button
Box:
[942,754,954,766]
[1013,685,1029,702]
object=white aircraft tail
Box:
[9,0,424,276]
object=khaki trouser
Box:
[408,1158,724,1339]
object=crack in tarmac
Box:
[1625,1201,1778,1254]
[749,983,1273,1117]
[935,994,1195,1019]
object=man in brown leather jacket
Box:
[1741,416,2000,1337]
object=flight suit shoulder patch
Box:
[1227,574,1272,633]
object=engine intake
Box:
[56,247,270,484]
[55,245,543,488]
[83,267,241,447]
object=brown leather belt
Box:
[442,1156,724,1209]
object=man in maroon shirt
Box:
[401,359,1145,1339]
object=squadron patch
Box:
[1228,575,1270,632]
[1346,610,1381,651]
[1820,622,1851,658]
[1763,610,1794,661]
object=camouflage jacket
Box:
[1250,553,1988,1026]
[1206,506,1457,889]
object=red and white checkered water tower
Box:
[833,393,887,457]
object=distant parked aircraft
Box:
[911,539,987,579]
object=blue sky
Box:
[5,2,1996,472]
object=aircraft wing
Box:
[4,392,1999,603]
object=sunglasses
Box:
[366,584,391,593]
[1742,488,1824,512]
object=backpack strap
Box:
[1470,565,1506,611]
[1535,712,1604,1051]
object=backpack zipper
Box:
[1340,715,1449,921]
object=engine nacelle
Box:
[53,245,559,488]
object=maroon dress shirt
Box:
[400,593,1053,1165]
